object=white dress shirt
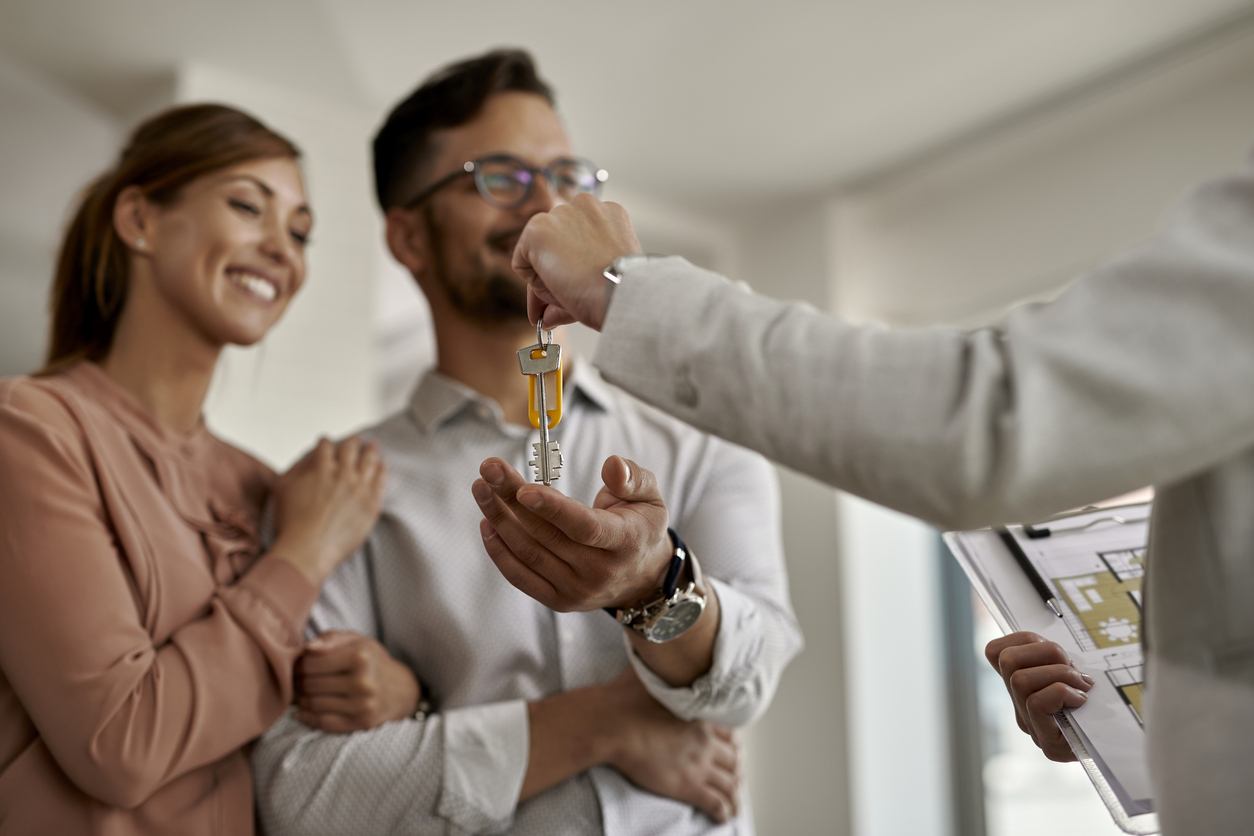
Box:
[253,363,802,835]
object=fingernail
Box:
[479,518,496,540]
[483,461,504,485]
[620,458,633,487]
[472,480,491,502]
[1079,673,1095,687]
[1071,687,1089,703]
[518,490,542,510]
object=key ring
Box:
[518,320,563,432]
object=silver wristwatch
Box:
[610,529,707,643]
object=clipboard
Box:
[944,499,1160,835]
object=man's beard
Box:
[426,211,529,324]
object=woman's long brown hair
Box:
[42,103,301,373]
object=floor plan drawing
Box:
[1105,659,1146,727]
[944,500,1157,825]
[1053,546,1145,652]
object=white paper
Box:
[944,502,1157,831]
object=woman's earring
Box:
[135,237,147,250]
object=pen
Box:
[1023,513,1134,539]
[996,528,1064,618]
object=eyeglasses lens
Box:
[475,158,603,207]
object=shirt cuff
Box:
[625,577,764,724]
[438,699,529,833]
[230,557,321,648]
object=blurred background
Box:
[3,2,1254,833]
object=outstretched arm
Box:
[513,165,1254,529]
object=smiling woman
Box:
[0,104,386,834]
[45,105,306,371]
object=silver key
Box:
[529,439,563,485]
[517,324,564,485]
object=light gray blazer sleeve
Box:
[592,159,1254,530]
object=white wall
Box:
[0,54,119,376]
[726,198,853,836]
[836,20,1254,330]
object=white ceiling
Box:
[2,0,1252,212]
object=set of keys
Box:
[517,321,564,485]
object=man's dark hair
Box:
[372,48,555,210]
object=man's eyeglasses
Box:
[403,154,609,210]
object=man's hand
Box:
[511,193,642,330]
[471,454,672,611]
[605,670,741,824]
[985,632,1095,762]
[295,630,423,733]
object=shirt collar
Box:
[407,370,491,433]
[407,361,613,434]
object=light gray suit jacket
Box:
[590,156,1254,835]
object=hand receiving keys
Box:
[471,454,673,612]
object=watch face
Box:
[647,599,705,643]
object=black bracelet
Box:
[659,528,688,598]
[604,528,687,619]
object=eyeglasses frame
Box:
[401,153,609,210]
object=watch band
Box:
[605,528,690,624]
[659,528,688,598]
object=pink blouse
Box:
[0,362,317,834]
